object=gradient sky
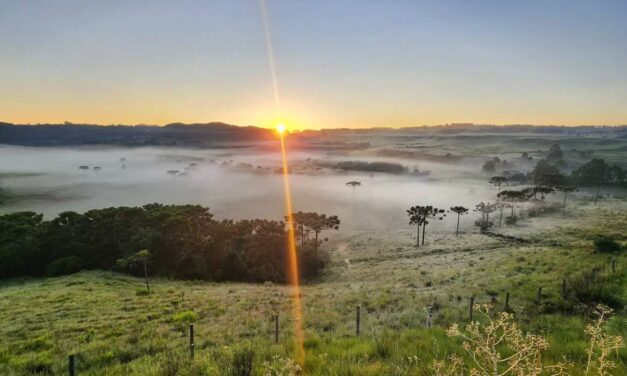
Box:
[1,0,626,129]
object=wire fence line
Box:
[57,259,618,375]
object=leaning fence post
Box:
[189,324,194,359]
[505,292,510,311]
[469,297,474,321]
[611,258,616,273]
[274,314,279,344]
[355,305,361,336]
[68,354,76,376]
[562,278,567,299]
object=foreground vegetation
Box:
[1,202,625,375]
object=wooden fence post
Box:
[469,297,474,321]
[426,306,432,329]
[355,305,361,336]
[68,354,76,376]
[274,314,279,344]
[562,279,567,299]
[505,292,510,311]
[189,324,194,359]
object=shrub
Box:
[474,219,494,232]
[171,310,197,331]
[46,256,82,276]
[433,304,624,375]
[228,347,255,376]
[566,272,623,312]
[505,216,518,225]
[21,336,52,352]
[262,356,302,376]
[372,333,395,359]
[593,237,621,253]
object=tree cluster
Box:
[407,206,445,246]
[0,204,335,283]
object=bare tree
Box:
[290,211,311,247]
[345,181,362,198]
[498,190,523,217]
[407,206,445,246]
[288,212,340,254]
[117,249,152,292]
[555,186,577,208]
[534,185,555,200]
[407,206,425,247]
[489,176,507,192]
[308,214,340,255]
[474,202,497,232]
[449,206,469,236]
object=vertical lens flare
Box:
[261,0,306,363]
[278,127,305,364]
[260,0,281,117]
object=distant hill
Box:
[0,122,625,147]
[0,122,274,147]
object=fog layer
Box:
[0,145,495,233]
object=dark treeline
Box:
[0,122,273,147]
[2,122,626,148]
[0,204,330,283]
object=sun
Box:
[276,123,286,134]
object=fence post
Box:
[611,258,616,273]
[426,306,432,329]
[274,314,279,344]
[505,292,510,311]
[189,324,194,359]
[562,278,567,299]
[469,297,474,321]
[355,305,361,336]
[536,287,542,305]
[68,354,76,376]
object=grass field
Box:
[1,201,625,375]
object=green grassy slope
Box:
[0,203,625,375]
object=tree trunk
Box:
[594,186,600,205]
[456,214,460,236]
[563,191,567,208]
[314,231,319,256]
[499,207,503,227]
[143,262,150,293]
[422,222,426,245]
[416,225,420,247]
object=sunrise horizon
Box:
[3,1,627,131]
[3,119,627,131]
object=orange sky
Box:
[2,1,627,130]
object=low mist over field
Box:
[2,125,627,234]
[0,143,493,233]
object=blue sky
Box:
[1,0,626,129]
